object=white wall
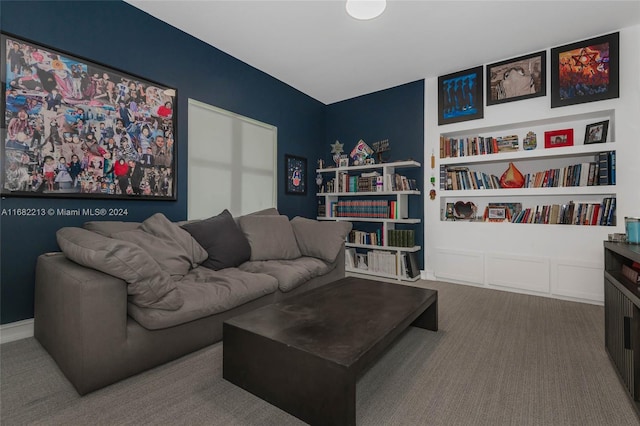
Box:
[423,25,640,304]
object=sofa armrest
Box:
[34,252,128,394]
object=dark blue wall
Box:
[0,1,425,324]
[0,0,325,324]
[325,80,425,268]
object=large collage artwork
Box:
[2,33,177,199]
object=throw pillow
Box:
[56,227,183,311]
[238,215,302,261]
[290,216,352,262]
[83,221,141,237]
[181,209,251,270]
[113,213,207,278]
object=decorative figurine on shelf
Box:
[453,201,477,220]
[500,162,525,188]
[316,173,323,192]
[317,159,324,169]
[330,140,344,166]
[349,139,374,166]
[372,139,390,163]
[523,131,537,150]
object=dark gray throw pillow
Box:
[181,209,251,270]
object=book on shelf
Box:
[384,173,418,192]
[440,135,503,158]
[387,229,416,247]
[621,264,640,284]
[496,135,519,152]
[345,248,357,269]
[405,252,420,278]
[348,229,383,246]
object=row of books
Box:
[523,157,615,188]
[329,200,392,218]
[322,172,418,193]
[346,249,419,278]
[387,229,416,247]
[510,197,616,225]
[348,229,382,246]
[439,135,519,158]
[442,167,500,191]
[441,151,615,191]
[621,262,640,284]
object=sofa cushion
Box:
[56,227,183,310]
[239,257,332,292]
[127,267,279,329]
[83,221,141,237]
[112,213,207,278]
[181,209,251,270]
[290,216,352,262]
[238,215,301,261]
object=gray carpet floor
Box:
[1,280,639,425]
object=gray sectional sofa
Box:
[34,208,351,395]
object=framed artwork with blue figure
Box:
[1,32,177,200]
[438,66,483,125]
[285,154,307,195]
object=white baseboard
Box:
[1,319,34,344]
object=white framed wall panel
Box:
[551,258,604,303]
[434,248,484,285]
[486,253,550,294]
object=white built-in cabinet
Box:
[429,107,623,304]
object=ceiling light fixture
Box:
[346,0,387,20]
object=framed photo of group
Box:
[1,32,177,200]
[437,66,484,125]
[551,32,619,108]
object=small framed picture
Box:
[285,154,307,195]
[584,120,609,144]
[483,204,515,222]
[438,66,484,125]
[544,129,574,149]
[338,157,349,168]
[445,202,455,220]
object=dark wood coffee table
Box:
[223,276,438,425]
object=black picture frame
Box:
[438,66,483,126]
[285,154,307,195]
[486,51,546,106]
[551,32,619,108]
[1,32,177,200]
[584,120,609,144]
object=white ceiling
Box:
[125,0,640,105]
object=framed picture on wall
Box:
[1,32,177,200]
[486,51,546,105]
[438,66,484,125]
[551,32,619,108]
[285,154,307,195]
